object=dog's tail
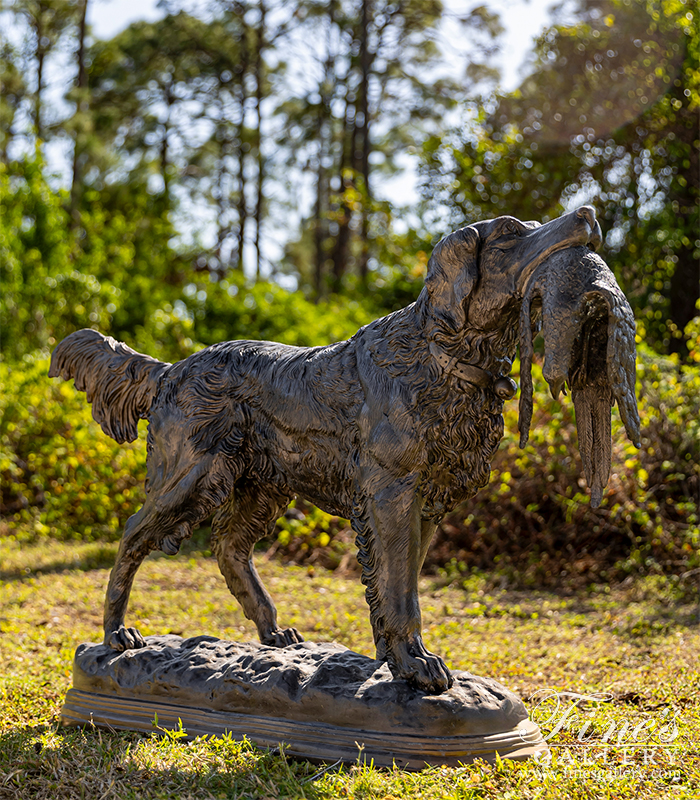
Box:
[49,329,171,444]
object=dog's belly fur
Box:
[268,437,357,517]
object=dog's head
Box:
[425,205,602,331]
[423,206,640,507]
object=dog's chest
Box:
[420,385,505,516]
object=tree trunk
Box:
[313,0,336,300]
[314,145,326,300]
[331,94,353,291]
[668,106,700,357]
[70,0,89,222]
[161,81,173,213]
[215,111,229,268]
[357,0,372,284]
[232,3,250,272]
[236,132,248,271]
[254,0,266,280]
[34,18,45,140]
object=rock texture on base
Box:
[62,635,547,769]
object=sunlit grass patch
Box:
[0,538,698,798]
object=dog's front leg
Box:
[353,472,453,695]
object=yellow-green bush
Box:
[0,357,147,542]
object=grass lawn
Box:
[0,537,698,799]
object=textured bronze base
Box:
[60,636,548,769]
[62,688,546,768]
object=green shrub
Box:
[0,160,123,360]
[134,274,375,363]
[271,499,355,572]
[0,357,146,542]
[0,157,374,366]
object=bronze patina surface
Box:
[62,635,547,768]
[50,206,639,753]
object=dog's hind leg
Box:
[103,501,166,651]
[104,448,235,651]
[212,483,303,647]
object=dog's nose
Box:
[576,205,596,229]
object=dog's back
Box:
[147,336,367,515]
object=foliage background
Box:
[0,0,698,588]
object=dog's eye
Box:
[504,221,521,236]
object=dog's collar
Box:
[428,341,517,400]
[428,341,493,388]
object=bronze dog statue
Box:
[50,206,640,695]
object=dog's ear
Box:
[425,226,479,330]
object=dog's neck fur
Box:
[365,292,522,517]
[415,293,522,517]
[419,293,521,379]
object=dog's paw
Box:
[261,627,305,647]
[104,625,147,652]
[387,637,454,695]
